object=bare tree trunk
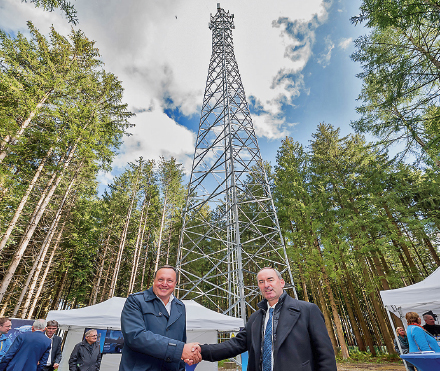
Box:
[140,231,151,291]
[0,90,53,163]
[108,166,141,298]
[0,144,78,303]
[165,227,173,265]
[50,268,69,310]
[383,204,421,281]
[312,238,349,359]
[340,259,375,354]
[315,276,338,355]
[128,197,151,295]
[155,192,168,271]
[27,219,66,318]
[90,220,114,305]
[20,171,78,318]
[0,147,53,252]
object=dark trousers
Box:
[42,366,55,371]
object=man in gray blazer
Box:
[198,267,337,371]
[42,320,62,371]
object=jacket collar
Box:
[143,287,183,306]
[142,287,184,324]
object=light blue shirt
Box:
[407,325,440,353]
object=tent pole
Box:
[386,306,409,371]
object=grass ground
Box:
[219,362,407,370]
[336,363,406,370]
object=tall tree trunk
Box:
[315,276,338,355]
[341,259,376,355]
[140,231,151,291]
[128,198,151,295]
[340,281,366,351]
[27,219,66,318]
[90,219,114,305]
[20,170,78,318]
[155,191,168,271]
[0,144,78,303]
[383,204,421,281]
[50,267,69,310]
[312,237,349,359]
[0,147,53,252]
[108,165,141,298]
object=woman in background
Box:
[406,312,440,353]
[394,327,416,371]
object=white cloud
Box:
[113,104,196,172]
[339,37,353,50]
[317,36,335,67]
[0,0,331,168]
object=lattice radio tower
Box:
[177,4,296,322]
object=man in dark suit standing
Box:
[42,320,62,371]
[0,319,51,371]
[198,267,337,371]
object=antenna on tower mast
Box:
[177,5,297,322]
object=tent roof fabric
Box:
[380,266,440,320]
[47,297,243,331]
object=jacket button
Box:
[166,357,171,362]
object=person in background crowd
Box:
[394,327,417,371]
[422,312,440,338]
[406,312,440,353]
[43,320,62,371]
[0,319,51,371]
[0,318,12,361]
[68,329,101,371]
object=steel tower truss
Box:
[177,4,296,321]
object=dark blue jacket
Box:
[201,293,337,371]
[119,287,187,371]
[0,330,51,371]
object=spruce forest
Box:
[1,0,439,359]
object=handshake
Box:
[181,342,202,365]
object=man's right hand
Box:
[181,343,202,365]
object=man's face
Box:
[425,315,435,325]
[257,268,285,305]
[152,268,177,303]
[397,328,406,336]
[0,320,11,335]
[46,326,58,338]
[85,331,98,344]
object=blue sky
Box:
[0,0,370,191]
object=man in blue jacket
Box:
[119,265,200,371]
[0,319,51,371]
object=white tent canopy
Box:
[46,297,244,371]
[47,297,244,331]
[380,266,440,321]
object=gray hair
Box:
[33,319,46,330]
[257,267,282,280]
[423,314,434,320]
[85,329,97,337]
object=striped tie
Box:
[262,308,274,371]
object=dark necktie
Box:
[262,308,274,371]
